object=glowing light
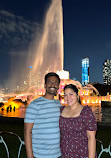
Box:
[57,70,69,79]
[82,99,86,104]
[82,57,89,85]
[87,100,90,103]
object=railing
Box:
[0,131,111,158]
[0,131,25,158]
[97,139,111,158]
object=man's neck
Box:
[43,93,55,100]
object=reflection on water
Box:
[88,104,102,122]
[0,104,111,123]
[0,107,26,118]
[101,107,111,123]
[87,104,111,123]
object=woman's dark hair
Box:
[64,84,78,95]
[45,72,60,84]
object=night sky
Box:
[0,0,111,90]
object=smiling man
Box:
[24,72,62,158]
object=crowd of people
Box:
[24,72,97,158]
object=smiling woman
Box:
[59,84,97,158]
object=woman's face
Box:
[64,88,78,107]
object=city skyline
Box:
[103,59,111,85]
[0,0,111,90]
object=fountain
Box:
[1,0,64,92]
[0,0,64,116]
[26,0,64,88]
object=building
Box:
[103,59,111,85]
[82,57,89,85]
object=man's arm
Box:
[24,122,34,158]
[87,130,96,158]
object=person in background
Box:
[24,72,62,158]
[59,84,97,158]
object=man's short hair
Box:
[45,72,60,84]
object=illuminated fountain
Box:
[1,0,63,92]
[26,0,64,88]
[0,0,64,115]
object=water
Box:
[101,107,111,123]
[26,0,64,88]
[86,104,111,123]
[1,104,111,124]
[4,0,64,90]
[89,104,102,122]
[0,107,26,118]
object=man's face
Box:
[45,76,60,95]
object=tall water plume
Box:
[27,0,64,88]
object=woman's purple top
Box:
[59,105,97,158]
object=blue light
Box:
[29,66,32,68]
[82,58,89,85]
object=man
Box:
[24,72,62,158]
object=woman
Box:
[59,84,97,158]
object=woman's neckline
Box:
[60,105,87,119]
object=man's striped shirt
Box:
[24,97,61,158]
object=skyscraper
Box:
[103,59,111,85]
[82,57,89,85]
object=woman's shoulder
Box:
[82,105,91,111]
[81,105,96,121]
[81,105,93,115]
[81,105,97,130]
